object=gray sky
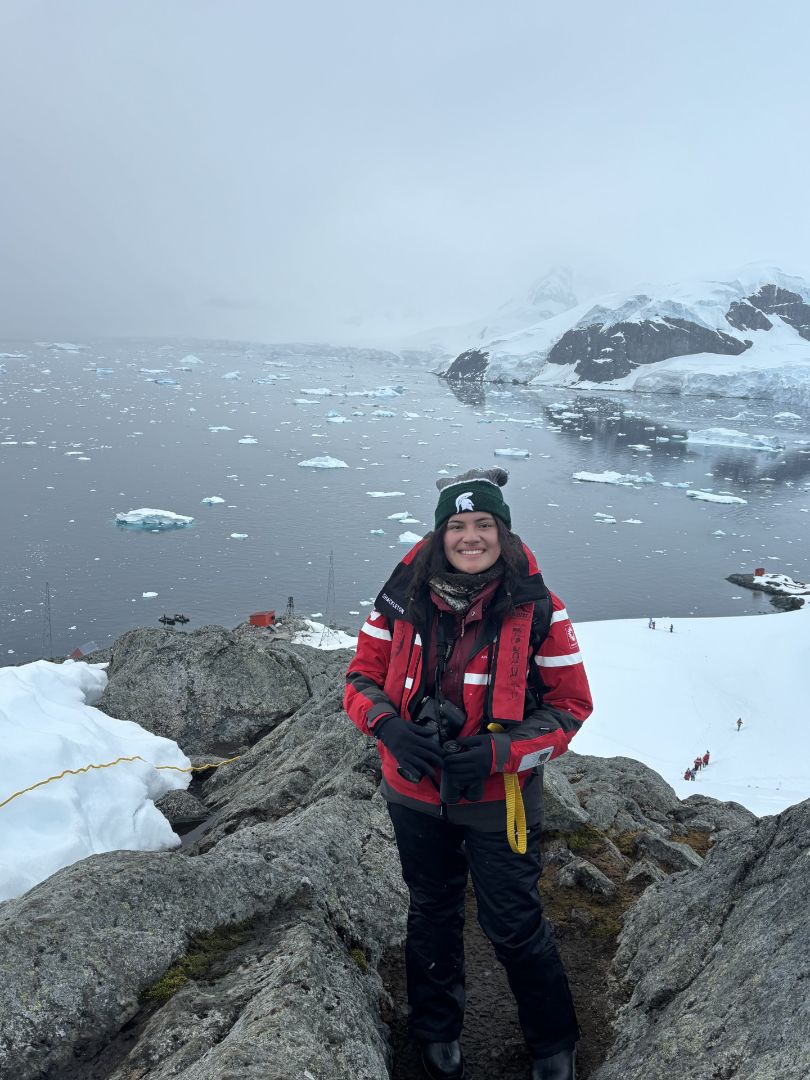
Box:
[1,0,809,344]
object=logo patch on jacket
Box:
[566,624,578,650]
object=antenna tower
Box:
[325,552,336,627]
[42,581,54,658]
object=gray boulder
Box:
[542,760,591,833]
[594,800,810,1080]
[555,753,682,835]
[633,831,704,873]
[555,857,618,901]
[97,624,312,755]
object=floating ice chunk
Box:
[142,591,158,598]
[399,531,424,544]
[627,444,651,451]
[369,529,386,535]
[181,354,202,364]
[494,448,530,458]
[238,436,258,444]
[403,411,421,419]
[622,518,643,524]
[140,368,168,374]
[686,428,783,452]
[116,508,194,528]
[773,412,801,420]
[298,456,349,469]
[713,529,726,536]
[208,425,233,432]
[573,470,655,486]
[686,490,748,505]
[201,496,225,505]
[387,511,415,520]
[151,377,179,385]
[221,371,241,380]
[367,491,406,497]
[326,415,350,423]
[593,513,617,523]
[229,533,249,539]
[294,399,318,405]
[370,410,397,418]
[300,387,333,396]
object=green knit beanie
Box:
[434,467,512,530]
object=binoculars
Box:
[396,697,485,804]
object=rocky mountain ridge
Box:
[441,266,810,402]
[0,624,806,1079]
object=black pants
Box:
[388,802,579,1059]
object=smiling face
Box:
[442,512,502,573]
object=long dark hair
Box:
[405,518,529,624]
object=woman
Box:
[344,467,592,1080]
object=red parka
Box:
[344,538,592,829]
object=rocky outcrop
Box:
[98,624,313,755]
[593,800,810,1080]
[442,347,490,381]
[1,628,807,1080]
[545,318,749,382]
[739,284,810,341]
[0,639,406,1080]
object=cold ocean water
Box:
[2,338,809,663]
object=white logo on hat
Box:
[455,491,474,512]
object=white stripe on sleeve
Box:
[535,651,583,668]
[463,673,490,685]
[361,621,392,641]
[550,608,569,624]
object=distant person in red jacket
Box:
[702,750,710,767]
[345,467,591,1080]
[694,756,703,772]
[683,768,692,781]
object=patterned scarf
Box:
[428,562,504,613]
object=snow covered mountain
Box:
[442,264,810,404]
[401,266,578,357]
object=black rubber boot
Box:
[530,1047,576,1080]
[421,1040,466,1080]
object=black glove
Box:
[441,735,494,784]
[374,715,444,779]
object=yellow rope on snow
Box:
[487,723,528,855]
[0,754,242,811]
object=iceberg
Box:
[494,448,530,458]
[398,531,424,544]
[297,456,349,469]
[573,470,655,486]
[201,495,225,504]
[367,491,406,498]
[686,427,783,452]
[115,508,195,529]
[686,491,748,505]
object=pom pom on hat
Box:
[434,467,511,529]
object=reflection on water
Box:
[1,338,809,663]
